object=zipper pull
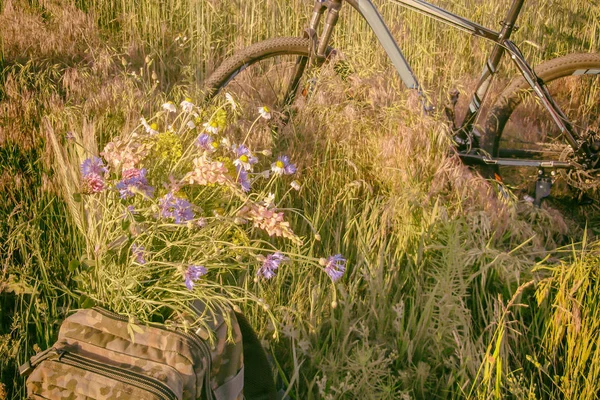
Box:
[19,348,64,377]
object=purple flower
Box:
[81,156,108,177]
[184,265,207,290]
[131,244,146,264]
[116,168,155,199]
[158,193,195,224]
[195,134,218,153]
[271,155,297,176]
[233,144,258,171]
[236,166,251,192]
[66,131,75,141]
[257,252,287,279]
[324,254,346,282]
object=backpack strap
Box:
[234,312,277,400]
[213,366,245,400]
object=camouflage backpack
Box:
[19,301,277,400]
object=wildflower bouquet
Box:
[49,95,346,332]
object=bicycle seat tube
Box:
[461,0,524,130]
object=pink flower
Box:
[184,156,232,186]
[82,173,105,193]
[101,137,151,172]
[238,204,301,244]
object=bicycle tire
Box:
[481,52,600,195]
[202,37,325,147]
[204,37,313,98]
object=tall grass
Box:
[63,0,600,90]
[1,0,599,399]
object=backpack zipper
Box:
[60,351,177,400]
[176,328,214,400]
[92,307,214,400]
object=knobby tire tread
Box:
[203,37,312,100]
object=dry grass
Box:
[1,0,599,399]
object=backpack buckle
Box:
[19,348,63,377]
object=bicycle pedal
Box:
[534,177,552,207]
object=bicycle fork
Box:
[305,0,343,65]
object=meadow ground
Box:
[1,0,600,398]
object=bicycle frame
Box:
[307,0,589,169]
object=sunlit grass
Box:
[1,0,599,399]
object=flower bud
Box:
[234,217,248,225]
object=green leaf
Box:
[5,275,37,295]
[130,323,144,334]
[79,295,96,309]
[126,322,144,343]
[68,259,80,273]
[73,193,82,203]
[80,259,95,271]
[133,214,146,223]
[122,219,131,231]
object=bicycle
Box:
[203,0,600,207]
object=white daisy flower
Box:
[140,117,158,135]
[180,98,194,113]
[232,145,258,171]
[290,180,301,191]
[187,120,196,129]
[203,121,219,134]
[264,193,276,208]
[162,102,176,113]
[258,106,272,120]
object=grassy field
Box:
[1,0,600,398]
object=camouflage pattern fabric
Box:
[27,359,166,400]
[21,306,246,400]
[190,300,244,400]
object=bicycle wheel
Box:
[203,37,322,145]
[481,52,600,197]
